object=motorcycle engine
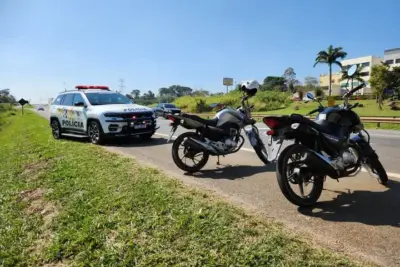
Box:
[213,137,237,152]
[332,148,358,170]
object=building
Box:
[319,55,383,95]
[319,72,342,95]
[340,55,382,95]
[384,48,400,68]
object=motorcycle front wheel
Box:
[248,126,269,165]
[171,132,209,173]
[364,156,388,185]
[276,144,325,207]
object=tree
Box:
[313,45,347,96]
[261,76,286,91]
[125,94,134,101]
[142,90,156,100]
[283,67,299,93]
[369,64,391,110]
[340,64,365,92]
[388,66,400,95]
[304,76,319,87]
[130,89,140,99]
[0,88,17,104]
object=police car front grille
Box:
[104,112,153,119]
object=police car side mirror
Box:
[74,102,85,107]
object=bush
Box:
[174,90,291,113]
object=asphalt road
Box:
[34,107,400,267]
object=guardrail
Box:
[191,113,400,126]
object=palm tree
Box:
[313,45,348,96]
[340,64,365,93]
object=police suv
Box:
[49,85,159,144]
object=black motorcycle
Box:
[262,65,388,207]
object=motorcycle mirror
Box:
[306,92,315,101]
[209,103,218,108]
[346,64,357,77]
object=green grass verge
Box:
[0,111,370,266]
[0,104,17,131]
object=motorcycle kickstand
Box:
[216,155,225,165]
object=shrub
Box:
[174,90,292,113]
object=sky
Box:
[1,0,399,104]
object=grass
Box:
[0,103,17,131]
[0,111,371,267]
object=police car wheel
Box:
[51,119,62,139]
[88,121,105,145]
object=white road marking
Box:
[154,132,400,181]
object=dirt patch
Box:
[41,262,70,267]
[20,188,60,257]
[22,160,50,180]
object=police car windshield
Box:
[85,92,132,105]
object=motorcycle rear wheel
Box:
[276,144,325,207]
[172,132,209,173]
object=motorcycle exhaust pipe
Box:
[184,138,218,154]
[302,149,340,179]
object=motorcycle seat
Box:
[181,113,219,127]
[290,114,343,138]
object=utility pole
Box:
[118,78,125,93]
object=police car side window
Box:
[73,93,85,105]
[61,94,74,106]
[53,95,64,105]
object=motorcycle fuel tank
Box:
[315,106,362,136]
[215,108,245,127]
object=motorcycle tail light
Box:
[266,130,275,135]
[263,118,280,129]
[167,114,175,121]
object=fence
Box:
[193,113,400,127]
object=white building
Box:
[340,55,383,95]
[384,48,400,68]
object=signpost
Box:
[18,98,29,114]
[223,77,233,93]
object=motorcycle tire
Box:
[254,144,269,165]
[365,156,388,186]
[276,144,324,207]
[171,132,209,173]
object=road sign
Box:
[18,98,29,114]
[223,77,233,86]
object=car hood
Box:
[89,104,153,114]
[164,107,181,111]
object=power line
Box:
[118,78,125,93]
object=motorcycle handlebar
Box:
[344,83,365,98]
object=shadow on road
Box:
[185,164,276,180]
[298,179,400,227]
[106,136,169,147]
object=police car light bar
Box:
[75,85,110,90]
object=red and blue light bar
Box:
[75,85,110,90]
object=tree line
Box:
[0,89,17,104]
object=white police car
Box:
[49,85,159,144]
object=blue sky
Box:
[1,0,399,103]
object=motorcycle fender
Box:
[351,135,376,158]
[246,128,258,147]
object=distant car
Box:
[37,106,44,111]
[155,103,181,119]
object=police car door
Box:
[71,93,87,132]
[59,93,82,132]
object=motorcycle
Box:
[262,64,388,207]
[166,85,269,173]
